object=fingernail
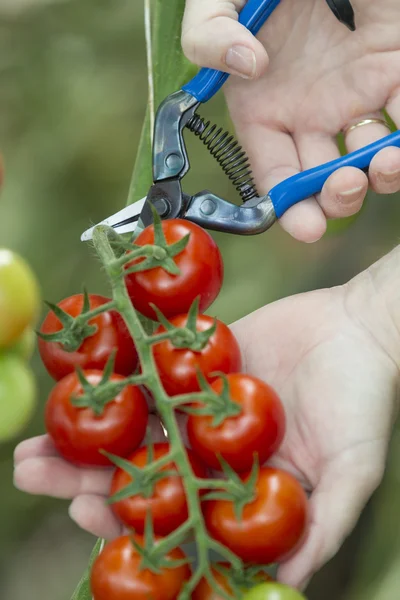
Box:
[378,169,400,184]
[337,185,364,202]
[225,45,256,79]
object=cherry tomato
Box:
[38,294,138,380]
[242,583,307,600]
[0,249,40,348]
[153,314,242,396]
[203,467,309,565]
[0,353,37,442]
[44,370,148,466]
[193,563,273,600]
[110,442,207,535]
[90,535,191,600]
[125,220,223,320]
[187,374,286,472]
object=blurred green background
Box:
[1,1,400,599]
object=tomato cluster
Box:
[0,248,40,442]
[38,219,308,599]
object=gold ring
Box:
[343,118,391,136]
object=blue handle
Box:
[269,130,400,218]
[182,0,281,103]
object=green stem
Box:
[83,300,117,320]
[92,226,232,598]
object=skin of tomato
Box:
[0,353,37,442]
[110,442,208,535]
[125,220,223,320]
[0,249,40,348]
[44,370,148,466]
[192,563,273,600]
[152,314,242,396]
[38,294,138,380]
[203,467,309,565]
[242,583,307,600]
[187,374,286,472]
[90,535,191,600]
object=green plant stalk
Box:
[92,225,243,599]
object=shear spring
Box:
[186,115,258,202]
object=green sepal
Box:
[130,511,191,574]
[104,440,176,503]
[202,456,259,521]
[70,361,129,417]
[182,371,241,427]
[123,204,189,276]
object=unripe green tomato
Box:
[242,582,307,600]
[0,249,41,348]
[9,328,36,361]
[0,352,37,442]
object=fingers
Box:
[14,456,114,498]
[277,443,386,590]
[343,112,400,195]
[69,494,122,540]
[14,434,57,464]
[235,122,326,242]
[296,132,368,219]
[182,0,269,79]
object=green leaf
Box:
[126,0,195,208]
[70,538,105,600]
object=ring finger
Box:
[343,112,400,195]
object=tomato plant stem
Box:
[92,225,241,599]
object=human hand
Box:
[181,0,400,241]
[13,245,400,589]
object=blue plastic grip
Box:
[269,130,400,218]
[182,0,281,103]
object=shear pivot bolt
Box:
[200,199,216,216]
[165,153,183,171]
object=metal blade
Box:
[80,197,147,241]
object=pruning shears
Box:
[81,0,400,242]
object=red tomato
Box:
[90,535,191,600]
[152,314,242,396]
[187,374,286,472]
[110,442,207,535]
[44,370,148,466]
[38,294,138,381]
[193,563,273,600]
[125,220,223,320]
[203,467,309,565]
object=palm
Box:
[13,273,399,589]
[224,0,400,241]
[231,281,399,586]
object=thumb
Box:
[277,444,386,590]
[182,0,269,79]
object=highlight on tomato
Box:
[187,374,286,472]
[126,219,223,320]
[153,313,242,396]
[44,369,148,466]
[38,293,138,381]
[203,466,309,565]
[242,582,307,600]
[109,442,208,535]
[90,535,191,600]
